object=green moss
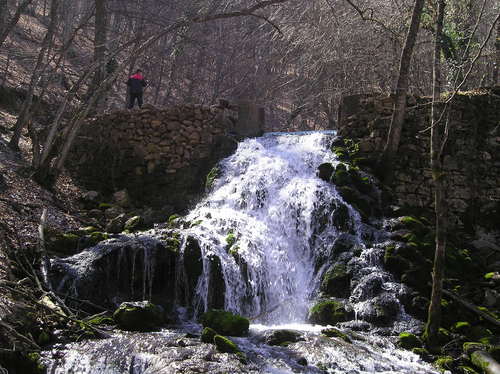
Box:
[88,231,109,246]
[471,351,494,371]
[308,300,350,325]
[165,232,181,252]
[463,342,488,354]
[206,167,221,190]
[45,230,81,254]
[168,214,181,227]
[321,264,350,298]
[98,202,113,210]
[226,231,236,248]
[434,355,454,372]
[399,216,427,234]
[321,328,352,343]
[37,330,50,345]
[78,226,99,235]
[452,321,471,334]
[124,216,142,232]
[214,334,240,353]
[87,315,114,326]
[457,366,479,374]
[398,332,421,349]
[113,302,164,331]
[200,310,249,337]
[190,220,203,227]
[201,327,217,343]
[484,272,495,280]
[265,329,304,346]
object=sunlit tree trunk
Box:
[424,0,447,347]
[379,0,425,181]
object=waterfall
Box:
[180,132,360,322]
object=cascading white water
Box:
[183,132,360,322]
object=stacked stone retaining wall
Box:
[337,87,500,230]
[68,103,238,209]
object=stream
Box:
[42,132,438,373]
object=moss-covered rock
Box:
[124,215,143,232]
[113,301,164,331]
[308,300,351,325]
[398,332,421,349]
[264,329,304,346]
[383,245,411,278]
[213,334,240,353]
[317,163,335,182]
[463,342,488,355]
[200,310,249,337]
[86,231,109,246]
[412,348,432,362]
[321,327,352,343]
[45,228,81,255]
[434,355,454,372]
[201,327,217,343]
[320,264,351,298]
[164,232,181,252]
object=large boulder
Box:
[200,310,249,337]
[113,301,165,331]
[308,300,352,325]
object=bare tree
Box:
[0,0,34,49]
[379,0,425,181]
[424,0,447,347]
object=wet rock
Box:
[206,254,225,310]
[183,236,203,304]
[297,357,308,366]
[105,213,127,233]
[45,229,80,256]
[113,301,164,331]
[104,205,125,220]
[317,163,335,182]
[321,264,351,298]
[398,332,421,349]
[200,310,249,337]
[321,328,352,343]
[308,300,352,325]
[263,329,304,346]
[201,327,217,343]
[124,215,142,232]
[359,294,400,326]
[213,335,240,353]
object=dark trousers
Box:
[128,93,143,108]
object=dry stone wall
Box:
[337,88,500,230]
[68,103,239,209]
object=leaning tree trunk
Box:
[8,0,59,150]
[379,0,425,182]
[424,0,447,347]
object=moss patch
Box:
[308,300,350,325]
[200,310,249,337]
[213,334,240,353]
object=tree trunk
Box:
[8,0,59,150]
[424,0,447,347]
[494,15,500,85]
[88,0,108,112]
[379,0,425,182]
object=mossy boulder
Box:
[113,301,164,331]
[201,327,217,343]
[45,228,80,255]
[434,355,454,372]
[320,264,351,298]
[213,334,240,353]
[317,163,335,182]
[393,216,428,236]
[263,329,304,346]
[0,350,45,374]
[452,321,472,335]
[200,310,249,337]
[308,300,351,325]
[124,215,143,232]
[398,332,421,349]
[321,327,352,343]
[85,231,109,247]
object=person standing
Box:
[127,69,148,109]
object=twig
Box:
[443,289,500,328]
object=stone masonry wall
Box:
[337,88,500,230]
[68,103,239,209]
